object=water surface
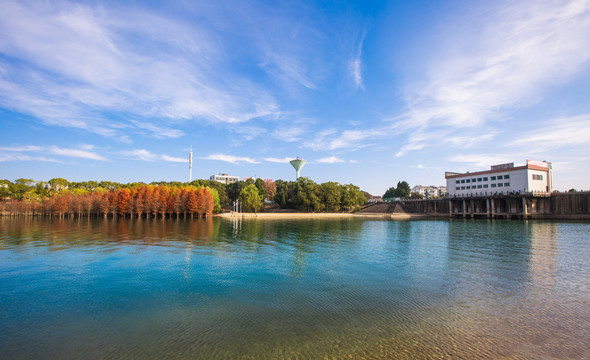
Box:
[1,217,589,359]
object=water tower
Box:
[289,157,306,179]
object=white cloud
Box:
[448,154,517,170]
[0,145,42,152]
[350,32,365,90]
[305,128,385,151]
[124,149,188,162]
[393,0,590,156]
[0,0,283,139]
[161,154,186,163]
[510,114,590,149]
[131,121,184,139]
[0,152,58,162]
[316,156,344,163]
[271,126,306,142]
[202,154,260,164]
[265,157,293,163]
[124,149,157,161]
[49,146,106,160]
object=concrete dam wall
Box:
[398,192,590,220]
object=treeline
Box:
[0,185,217,218]
[0,176,371,215]
[272,178,368,212]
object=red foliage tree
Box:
[186,189,198,218]
[117,188,131,215]
[195,188,206,216]
[99,192,111,218]
[53,192,71,217]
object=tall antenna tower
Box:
[189,147,193,183]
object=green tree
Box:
[0,179,13,199]
[396,181,411,198]
[273,180,291,208]
[383,181,411,199]
[409,192,424,199]
[239,184,263,213]
[11,178,35,200]
[48,178,70,193]
[321,182,341,211]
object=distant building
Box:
[369,196,382,202]
[411,185,447,198]
[445,160,552,197]
[210,174,239,185]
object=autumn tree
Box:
[117,188,131,216]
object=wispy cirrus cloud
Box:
[0,144,104,162]
[123,149,186,162]
[509,114,590,149]
[264,157,293,163]
[304,128,385,151]
[202,154,260,164]
[0,153,58,163]
[0,0,283,140]
[349,31,366,90]
[316,156,344,164]
[393,0,590,156]
[49,146,107,160]
[161,155,187,163]
[0,145,42,152]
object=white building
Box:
[210,174,240,185]
[411,185,447,198]
[445,160,552,197]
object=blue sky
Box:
[1,0,589,195]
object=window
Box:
[483,177,488,181]
[504,175,510,179]
[491,184,496,188]
[461,180,465,184]
[491,176,496,180]
[477,178,482,182]
[532,174,544,180]
[456,180,460,184]
[484,184,488,188]
[472,178,477,183]
[497,175,503,180]
[461,186,465,190]
[466,179,470,183]
[456,187,460,190]
[504,182,510,187]
[478,185,483,189]
[466,186,470,189]
[498,183,503,187]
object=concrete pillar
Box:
[491,198,495,218]
[462,199,466,218]
[486,198,490,218]
[522,196,528,218]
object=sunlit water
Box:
[1,217,589,359]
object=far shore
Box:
[216,212,430,220]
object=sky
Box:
[1,0,589,195]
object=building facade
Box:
[210,174,240,185]
[411,185,447,198]
[445,160,552,197]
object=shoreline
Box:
[216,212,431,220]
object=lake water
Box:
[1,217,589,359]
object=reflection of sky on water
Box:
[1,217,590,359]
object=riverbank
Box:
[216,212,430,220]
